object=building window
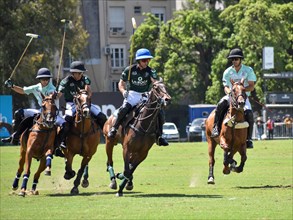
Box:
[134,6,141,15]
[110,45,126,68]
[109,7,125,34]
[151,7,166,22]
[112,80,119,92]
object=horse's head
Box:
[230,78,247,110]
[41,93,58,128]
[74,89,91,118]
[152,79,171,107]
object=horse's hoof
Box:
[125,181,133,191]
[223,168,231,175]
[207,177,215,184]
[109,179,117,190]
[18,191,26,197]
[12,186,18,191]
[70,187,79,195]
[116,192,123,197]
[29,190,39,195]
[64,171,76,180]
[81,179,89,188]
[44,170,51,176]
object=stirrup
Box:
[60,141,67,149]
[210,127,219,138]
[107,127,117,138]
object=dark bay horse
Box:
[12,93,58,197]
[206,78,248,184]
[63,89,100,195]
[103,80,171,196]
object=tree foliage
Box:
[134,0,292,109]
[0,0,88,110]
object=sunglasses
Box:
[140,59,150,63]
[40,78,50,81]
[231,58,240,61]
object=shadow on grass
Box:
[47,191,142,197]
[130,193,223,198]
[235,185,292,189]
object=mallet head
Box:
[132,17,137,29]
[26,33,41,38]
[61,19,72,24]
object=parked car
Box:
[187,118,206,142]
[162,122,180,142]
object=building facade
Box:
[77,0,178,92]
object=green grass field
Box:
[0,140,292,220]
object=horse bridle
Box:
[37,98,58,128]
[134,82,169,133]
[230,83,247,110]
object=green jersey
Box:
[121,65,158,93]
[58,75,91,102]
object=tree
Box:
[206,0,293,108]
[0,0,88,111]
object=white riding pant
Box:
[222,94,252,111]
[123,91,148,107]
[65,102,101,117]
[23,108,65,126]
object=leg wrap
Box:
[46,154,53,168]
[21,174,29,190]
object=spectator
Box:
[274,115,282,137]
[266,117,274,140]
[256,116,264,140]
[284,115,292,137]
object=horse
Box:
[12,93,58,197]
[103,80,171,196]
[205,78,249,184]
[63,89,100,195]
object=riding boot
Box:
[1,116,34,145]
[245,109,254,149]
[59,116,73,149]
[107,103,132,138]
[94,112,107,129]
[156,110,169,146]
[211,99,229,138]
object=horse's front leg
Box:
[234,144,247,173]
[223,150,231,175]
[44,149,53,176]
[116,149,132,197]
[71,156,91,195]
[29,157,47,195]
[105,139,117,190]
[12,146,26,190]
[64,152,76,180]
[19,150,33,197]
[207,139,216,184]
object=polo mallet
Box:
[56,19,72,85]
[8,33,40,79]
[126,17,137,91]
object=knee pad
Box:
[14,108,24,122]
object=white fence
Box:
[253,122,293,140]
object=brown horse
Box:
[12,93,58,197]
[63,89,100,195]
[103,80,171,196]
[206,78,248,184]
